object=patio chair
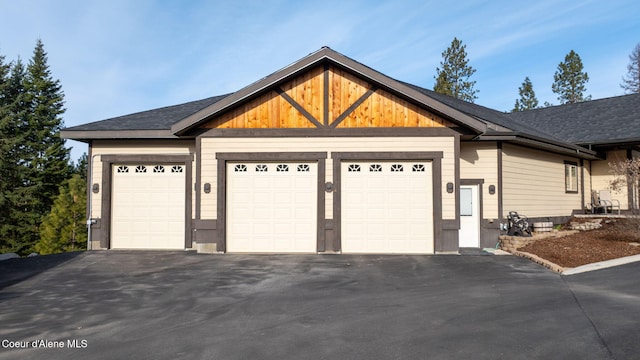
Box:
[586,190,606,214]
[598,190,621,215]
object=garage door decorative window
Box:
[369,164,382,172]
[391,164,404,172]
[412,164,425,172]
[297,164,310,172]
[276,164,289,172]
[234,164,247,172]
[153,165,165,173]
[171,165,184,173]
[117,165,129,173]
[348,164,361,172]
[135,165,147,173]
[256,164,268,172]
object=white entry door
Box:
[459,184,480,247]
[226,162,317,253]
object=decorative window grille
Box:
[117,166,129,173]
[234,164,247,172]
[369,164,382,172]
[153,165,165,173]
[276,164,289,172]
[347,164,361,172]
[171,165,184,173]
[412,164,425,172]
[135,165,147,173]
[297,164,310,172]
[256,164,268,172]
[391,164,404,172]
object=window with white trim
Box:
[565,162,578,193]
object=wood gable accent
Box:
[201,65,453,130]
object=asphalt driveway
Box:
[0,252,638,360]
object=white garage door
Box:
[226,162,317,253]
[111,164,186,249]
[341,161,434,254]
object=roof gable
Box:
[172,47,487,135]
[199,64,453,130]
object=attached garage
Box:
[340,160,434,254]
[111,164,186,249]
[225,161,318,253]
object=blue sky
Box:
[1,0,639,161]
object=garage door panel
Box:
[111,164,186,250]
[341,161,434,254]
[227,162,317,253]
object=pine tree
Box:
[0,58,32,254]
[0,40,72,255]
[512,77,539,112]
[621,43,640,94]
[36,174,87,254]
[74,152,88,181]
[433,37,478,102]
[0,52,13,253]
[23,39,72,215]
[552,50,591,104]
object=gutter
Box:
[476,131,600,160]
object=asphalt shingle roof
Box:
[505,93,640,145]
[64,95,230,131]
[403,83,569,142]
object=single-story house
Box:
[61,47,640,254]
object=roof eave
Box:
[577,137,640,148]
[60,129,183,141]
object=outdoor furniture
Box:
[506,211,532,237]
[598,190,621,214]
[586,190,606,214]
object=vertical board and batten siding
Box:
[201,66,454,130]
[459,142,499,219]
[501,143,582,217]
[200,137,456,220]
[90,140,195,219]
[590,149,629,209]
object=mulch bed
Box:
[519,218,640,268]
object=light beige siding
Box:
[200,137,456,220]
[502,143,582,217]
[460,142,499,219]
[90,140,195,219]
[590,150,629,209]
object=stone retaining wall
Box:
[499,230,579,252]
[500,218,604,252]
